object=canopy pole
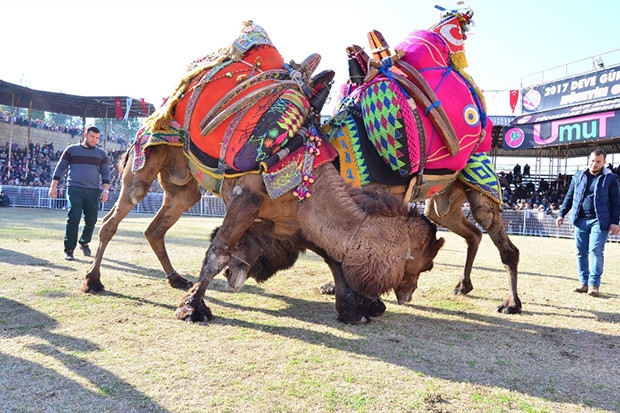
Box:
[7,93,15,182]
[25,99,32,175]
[104,107,109,151]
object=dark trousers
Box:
[64,186,100,252]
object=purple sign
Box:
[503,106,620,150]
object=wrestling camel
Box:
[209,9,521,314]
[84,21,445,324]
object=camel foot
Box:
[81,278,105,294]
[364,297,386,318]
[452,282,474,296]
[175,295,214,322]
[167,272,194,290]
[335,295,385,324]
[497,300,522,315]
[337,310,370,325]
[318,282,335,295]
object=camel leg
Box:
[82,150,162,293]
[176,182,263,322]
[306,243,385,324]
[426,187,480,296]
[329,258,386,324]
[146,161,202,290]
[465,189,521,314]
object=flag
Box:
[140,98,147,116]
[509,90,519,113]
[114,98,123,120]
[123,97,133,121]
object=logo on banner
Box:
[522,89,541,111]
[504,128,525,148]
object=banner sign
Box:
[503,98,620,150]
[521,63,620,113]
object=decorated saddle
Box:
[323,4,499,204]
[132,21,337,198]
[328,5,492,179]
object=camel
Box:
[177,168,445,323]
[83,21,445,324]
[325,10,521,314]
[87,6,523,322]
[211,154,521,314]
[207,8,522,314]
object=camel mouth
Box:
[394,287,415,305]
[224,266,250,292]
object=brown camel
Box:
[212,170,520,314]
[175,160,445,323]
[85,143,444,324]
[212,11,522,314]
[213,189,443,306]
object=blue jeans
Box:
[64,186,101,253]
[573,217,609,287]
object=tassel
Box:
[450,51,469,71]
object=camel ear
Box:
[210,226,220,241]
[434,237,446,254]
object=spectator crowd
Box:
[4,116,620,239]
[1,111,129,146]
[1,111,82,138]
[498,163,620,224]
[1,140,127,192]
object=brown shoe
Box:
[574,285,588,293]
[587,286,600,297]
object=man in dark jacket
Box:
[0,191,10,207]
[556,149,620,297]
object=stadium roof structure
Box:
[0,79,156,120]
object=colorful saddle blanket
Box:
[132,21,330,198]
[391,28,492,171]
[331,11,493,178]
[173,25,310,173]
[143,21,312,176]
[457,152,502,205]
[324,102,500,204]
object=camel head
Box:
[211,220,303,292]
[394,209,445,304]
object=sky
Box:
[2,0,619,118]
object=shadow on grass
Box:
[195,284,620,411]
[0,248,80,273]
[0,297,169,413]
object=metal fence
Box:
[0,185,227,217]
[2,184,619,242]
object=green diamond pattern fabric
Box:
[361,79,410,176]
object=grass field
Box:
[1,207,619,413]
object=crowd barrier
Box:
[0,185,226,218]
[2,185,620,242]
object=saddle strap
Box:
[393,59,460,156]
[390,71,460,157]
[200,80,299,136]
[198,68,289,131]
